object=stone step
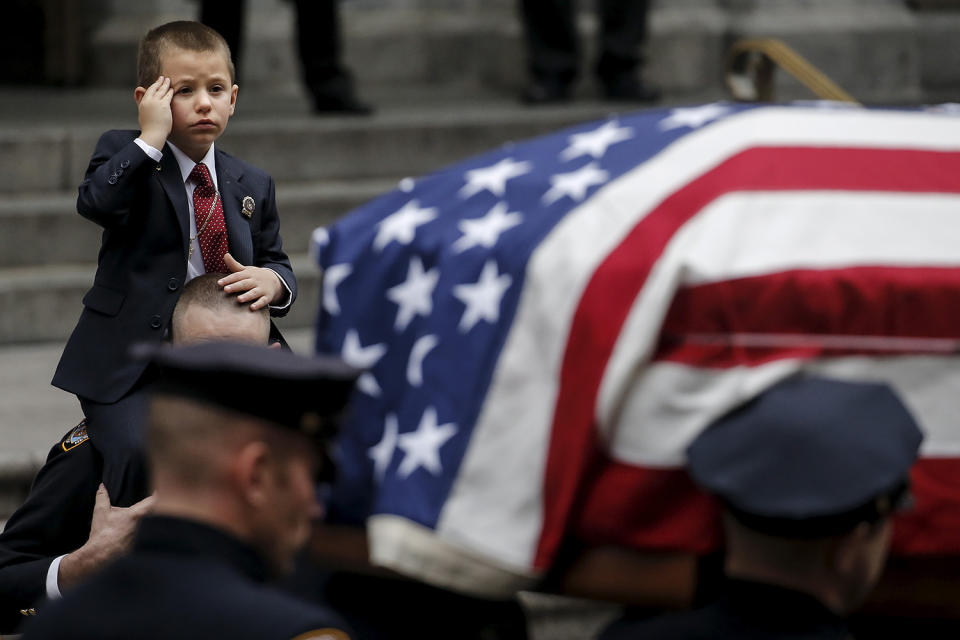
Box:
[0,101,628,195]
[0,253,321,345]
[0,178,397,268]
[79,0,936,106]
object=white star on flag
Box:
[373,200,438,251]
[368,413,399,481]
[407,334,439,387]
[341,329,387,396]
[452,202,524,253]
[542,161,610,205]
[396,406,458,478]
[322,263,353,315]
[658,103,730,131]
[560,120,634,161]
[459,157,533,199]
[386,256,440,331]
[452,260,512,333]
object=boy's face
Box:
[162,46,238,161]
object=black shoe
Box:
[602,75,661,103]
[520,80,572,105]
[310,92,374,116]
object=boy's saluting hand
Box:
[135,75,174,150]
[220,253,286,311]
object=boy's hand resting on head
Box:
[135,75,173,150]
[220,253,285,310]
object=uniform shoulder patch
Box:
[61,419,90,452]
[289,630,350,640]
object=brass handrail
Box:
[725,38,860,105]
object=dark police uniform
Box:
[23,342,359,640]
[599,375,923,640]
[601,579,852,640]
[22,516,350,640]
[0,421,100,633]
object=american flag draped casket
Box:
[311,102,960,598]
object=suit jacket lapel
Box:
[155,148,191,258]
[216,151,254,266]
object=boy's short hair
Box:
[137,20,235,87]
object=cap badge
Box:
[242,195,256,218]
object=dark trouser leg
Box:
[78,388,150,508]
[595,0,649,84]
[293,0,341,89]
[518,0,579,87]
[200,0,246,77]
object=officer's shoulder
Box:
[58,419,91,453]
[225,582,353,639]
[601,605,726,640]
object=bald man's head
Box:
[171,273,270,345]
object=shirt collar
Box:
[167,141,218,189]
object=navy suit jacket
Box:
[53,130,297,403]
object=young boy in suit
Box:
[52,21,297,508]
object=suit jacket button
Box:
[167,278,179,291]
[120,159,130,168]
[150,315,162,329]
[107,175,118,185]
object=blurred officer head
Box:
[142,342,357,576]
[687,375,922,615]
[171,272,270,346]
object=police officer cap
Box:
[139,341,360,441]
[686,375,922,538]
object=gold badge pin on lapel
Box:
[242,195,256,218]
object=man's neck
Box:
[151,493,253,545]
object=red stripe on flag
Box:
[655,266,960,367]
[536,147,960,568]
[572,458,722,553]
[893,457,960,555]
[570,457,960,556]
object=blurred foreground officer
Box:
[23,342,359,640]
[601,375,922,640]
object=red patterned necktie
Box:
[188,162,229,273]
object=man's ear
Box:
[233,440,272,509]
[229,84,238,116]
[134,86,147,105]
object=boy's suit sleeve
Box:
[255,175,297,317]
[76,130,158,229]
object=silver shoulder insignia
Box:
[62,419,90,452]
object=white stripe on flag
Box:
[607,356,960,467]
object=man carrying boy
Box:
[1,274,272,632]
[52,21,296,508]
[24,342,357,640]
